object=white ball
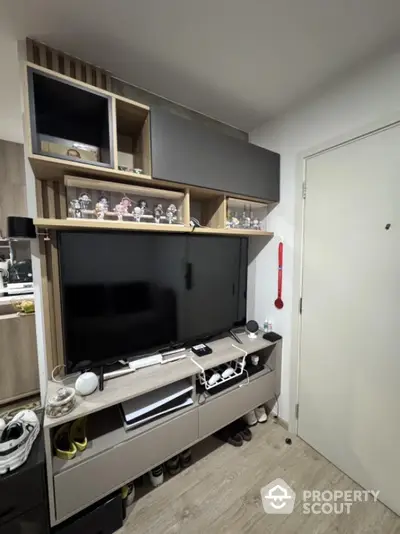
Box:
[75,372,99,396]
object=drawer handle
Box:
[0,506,14,519]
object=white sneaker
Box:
[255,405,268,423]
[149,465,164,487]
[0,410,40,474]
[243,410,258,426]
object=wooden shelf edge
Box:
[29,154,152,183]
[194,227,274,237]
[34,218,189,233]
[34,218,273,237]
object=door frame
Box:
[289,111,400,434]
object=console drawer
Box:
[54,409,198,521]
[198,371,275,438]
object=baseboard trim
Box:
[272,415,289,431]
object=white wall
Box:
[250,48,400,424]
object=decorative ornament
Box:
[78,192,91,211]
[166,204,177,224]
[133,206,142,222]
[70,199,82,218]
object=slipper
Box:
[54,424,77,460]
[70,417,88,452]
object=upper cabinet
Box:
[28,67,114,168]
[150,107,280,202]
[25,64,280,205]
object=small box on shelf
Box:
[226,198,268,231]
[65,176,185,226]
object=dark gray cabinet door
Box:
[150,107,280,201]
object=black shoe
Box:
[239,426,252,441]
[227,432,244,447]
[165,455,181,476]
[180,449,192,468]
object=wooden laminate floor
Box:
[119,419,400,533]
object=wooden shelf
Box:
[194,227,274,237]
[44,332,275,429]
[34,218,189,233]
[29,154,152,183]
[34,217,274,238]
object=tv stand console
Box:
[43,331,282,527]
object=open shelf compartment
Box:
[226,197,269,231]
[51,378,195,475]
[189,191,226,229]
[115,98,151,176]
[28,67,113,168]
[65,176,185,225]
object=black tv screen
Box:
[59,232,248,372]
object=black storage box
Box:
[54,493,123,534]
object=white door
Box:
[298,124,400,514]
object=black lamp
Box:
[7,217,36,239]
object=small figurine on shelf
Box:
[114,203,125,221]
[252,218,261,230]
[133,206,142,222]
[114,196,132,221]
[243,216,251,229]
[70,199,82,218]
[78,192,91,211]
[98,194,109,210]
[138,199,149,216]
[153,207,162,223]
[230,212,240,228]
[166,204,177,224]
[95,194,109,220]
[155,203,164,215]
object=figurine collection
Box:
[226,205,262,231]
[68,192,180,224]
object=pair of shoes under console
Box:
[215,419,253,447]
[0,410,40,474]
[150,448,193,486]
[243,405,268,426]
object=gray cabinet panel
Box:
[54,409,198,520]
[150,108,280,201]
[198,371,276,438]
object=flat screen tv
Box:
[59,232,248,372]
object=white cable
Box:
[51,364,66,383]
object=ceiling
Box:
[2,0,400,132]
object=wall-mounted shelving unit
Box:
[24,60,277,381]
[24,62,277,240]
[34,175,274,237]
[23,49,281,531]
